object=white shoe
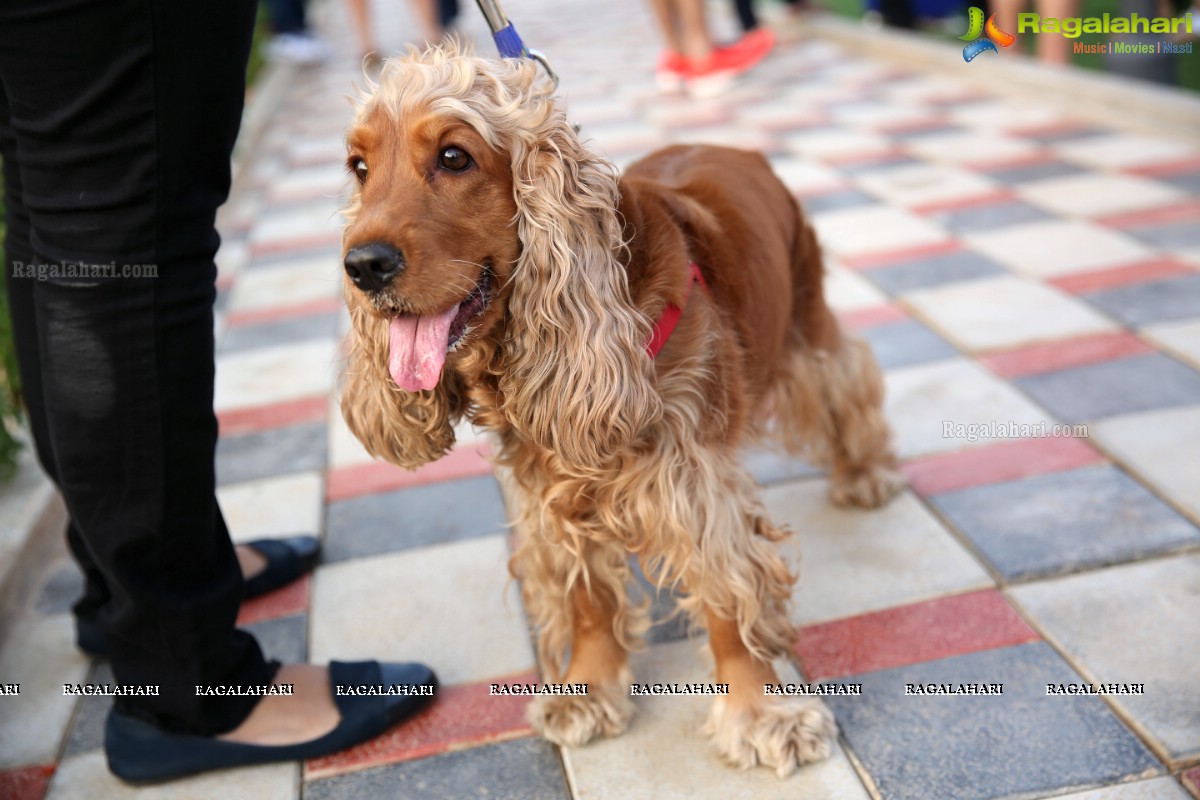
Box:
[268,33,332,65]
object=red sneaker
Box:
[655,50,690,93]
[686,28,775,96]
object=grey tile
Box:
[631,558,691,645]
[740,447,820,486]
[62,661,114,757]
[1128,220,1200,250]
[1015,353,1200,423]
[932,465,1200,581]
[243,613,308,665]
[1083,274,1200,328]
[827,642,1162,800]
[928,200,1052,234]
[861,318,958,369]
[801,189,878,215]
[1161,171,1200,194]
[1011,554,1200,763]
[324,475,507,562]
[1021,126,1110,144]
[304,737,570,800]
[984,160,1088,185]
[838,155,921,176]
[216,422,327,486]
[864,249,1008,295]
[219,312,340,354]
[33,561,85,616]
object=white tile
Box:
[884,357,1055,458]
[1053,777,1192,800]
[228,256,344,314]
[46,750,298,800]
[1016,173,1188,218]
[963,220,1153,278]
[813,206,949,259]
[1055,134,1200,169]
[213,340,340,412]
[309,536,534,686]
[904,131,1038,165]
[217,472,324,541]
[0,615,91,768]
[824,266,888,312]
[248,204,342,249]
[905,275,1117,352]
[1092,405,1200,524]
[783,129,891,160]
[767,157,845,196]
[1010,554,1200,762]
[562,639,870,800]
[945,103,1069,133]
[854,163,998,209]
[1143,317,1200,371]
[769,483,991,624]
[268,163,351,203]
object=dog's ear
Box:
[500,113,662,470]
[341,300,461,470]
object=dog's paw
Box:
[830,464,905,509]
[703,695,836,778]
[527,680,634,747]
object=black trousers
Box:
[0,0,275,735]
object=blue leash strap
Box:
[473,0,558,86]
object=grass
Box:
[801,0,1200,91]
[0,17,270,480]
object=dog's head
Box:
[340,43,660,471]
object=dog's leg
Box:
[517,533,639,747]
[702,608,836,778]
[772,327,905,509]
[681,487,835,778]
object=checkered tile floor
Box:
[2,0,1200,798]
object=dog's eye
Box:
[438,146,473,172]
[349,156,368,184]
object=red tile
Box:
[326,443,495,502]
[841,239,962,271]
[912,190,1016,216]
[237,574,311,626]
[795,590,1039,682]
[225,296,343,328]
[217,395,328,437]
[968,152,1056,172]
[978,331,1156,378]
[305,671,537,779]
[1096,199,1200,230]
[1005,120,1090,138]
[901,436,1104,497]
[249,232,340,260]
[1048,257,1194,295]
[793,183,851,201]
[1126,155,1200,178]
[0,764,55,800]
[1181,766,1200,799]
[835,303,908,331]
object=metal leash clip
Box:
[473,0,560,88]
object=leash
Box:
[473,0,559,87]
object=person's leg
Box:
[1035,0,1078,63]
[0,0,278,736]
[732,0,759,31]
[263,0,308,34]
[346,0,378,57]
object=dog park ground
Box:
[0,0,1198,797]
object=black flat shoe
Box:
[76,535,321,658]
[105,660,437,783]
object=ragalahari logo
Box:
[961,7,1016,61]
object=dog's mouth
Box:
[386,264,493,392]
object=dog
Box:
[339,43,903,777]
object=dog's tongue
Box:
[388,305,459,392]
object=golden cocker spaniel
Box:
[340,43,903,777]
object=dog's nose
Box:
[344,243,404,292]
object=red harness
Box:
[646,262,709,359]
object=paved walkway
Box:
[2,1,1199,798]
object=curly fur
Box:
[340,42,903,776]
